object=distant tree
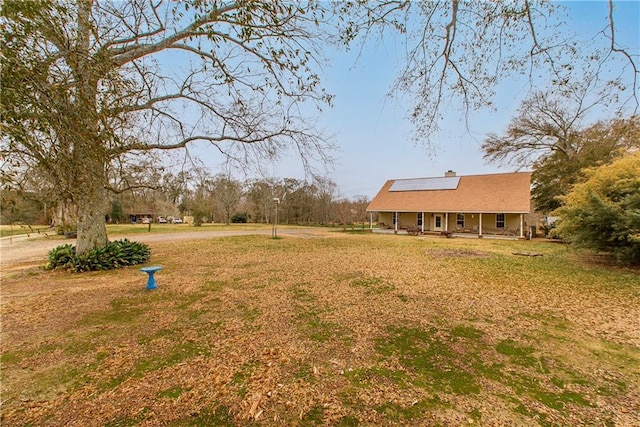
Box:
[212,175,243,225]
[182,168,214,226]
[351,195,371,227]
[247,178,279,223]
[333,198,353,230]
[531,116,640,212]
[109,200,125,224]
[282,180,318,225]
[161,171,190,207]
[231,212,248,223]
[482,90,595,166]
[554,153,640,265]
[0,191,43,225]
[312,177,337,225]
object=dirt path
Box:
[0,228,333,275]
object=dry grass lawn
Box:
[1,232,639,426]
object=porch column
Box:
[394,211,398,234]
[520,213,524,238]
[421,212,424,233]
[478,213,483,238]
[369,212,373,230]
[444,212,448,232]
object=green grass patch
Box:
[336,415,360,426]
[375,326,481,395]
[78,293,162,326]
[237,304,260,324]
[511,372,592,410]
[1,351,21,365]
[375,397,444,421]
[135,341,210,376]
[451,325,485,340]
[296,308,344,343]
[0,224,52,238]
[344,367,410,388]
[100,340,210,391]
[157,386,188,399]
[104,410,150,427]
[349,276,396,295]
[495,339,537,367]
[301,405,324,425]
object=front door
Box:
[434,215,443,231]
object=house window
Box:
[417,212,423,226]
[456,213,465,229]
[392,212,398,225]
[496,213,505,229]
[435,215,441,228]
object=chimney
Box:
[444,170,456,177]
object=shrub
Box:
[231,213,248,223]
[554,153,640,265]
[46,244,75,269]
[47,239,151,272]
[55,224,77,236]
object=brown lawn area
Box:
[1,231,639,426]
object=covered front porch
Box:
[370,211,527,238]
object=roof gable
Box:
[367,172,531,213]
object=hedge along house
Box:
[366,171,531,238]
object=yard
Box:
[1,232,639,426]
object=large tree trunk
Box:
[75,184,108,255]
[72,0,109,256]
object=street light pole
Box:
[272,197,280,238]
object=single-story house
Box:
[366,171,531,238]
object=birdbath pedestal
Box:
[140,266,162,290]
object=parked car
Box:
[157,216,167,223]
[142,217,151,224]
[171,218,183,224]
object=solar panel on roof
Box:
[389,177,460,191]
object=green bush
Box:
[231,213,248,223]
[554,153,640,265]
[47,244,76,269]
[55,224,77,236]
[47,239,151,272]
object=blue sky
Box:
[192,1,640,199]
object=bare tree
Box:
[247,178,279,223]
[481,89,600,166]
[212,174,243,225]
[340,1,638,143]
[2,1,332,254]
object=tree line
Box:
[113,170,371,228]
[2,167,371,229]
